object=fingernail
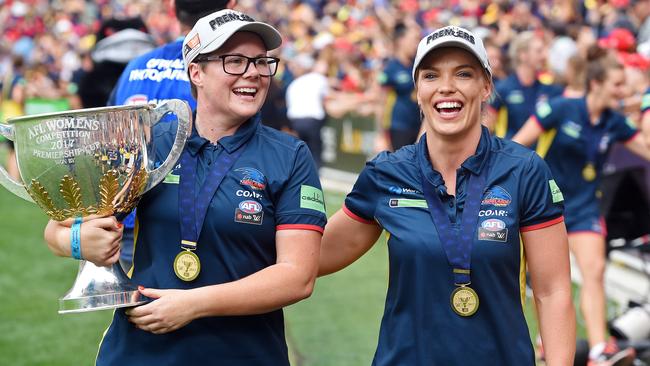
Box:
[138,285,144,291]
[117,223,123,229]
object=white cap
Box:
[412,26,491,81]
[182,9,282,68]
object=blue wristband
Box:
[70,217,83,260]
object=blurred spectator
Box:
[0,55,25,180]
[576,24,599,58]
[286,53,330,169]
[260,48,294,133]
[599,27,637,53]
[486,31,564,139]
[23,63,61,100]
[612,0,650,42]
[619,51,650,119]
[109,0,234,111]
[79,17,155,107]
[634,0,650,44]
[563,54,589,98]
[548,35,578,84]
[376,21,421,152]
[260,75,293,133]
[483,36,507,82]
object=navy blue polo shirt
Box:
[96,116,327,365]
[344,127,564,366]
[378,58,420,132]
[490,74,563,139]
[533,97,637,231]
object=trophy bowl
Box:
[0,100,192,313]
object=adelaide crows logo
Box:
[235,167,266,190]
[481,186,511,207]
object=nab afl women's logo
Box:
[238,200,262,214]
[478,218,508,242]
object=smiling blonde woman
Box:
[319,26,575,366]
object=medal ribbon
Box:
[419,152,488,285]
[178,144,245,251]
[580,98,606,171]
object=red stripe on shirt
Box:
[276,224,324,234]
[343,204,376,225]
[520,216,564,232]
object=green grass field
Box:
[0,172,549,365]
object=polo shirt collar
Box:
[579,97,610,127]
[461,126,491,175]
[186,113,260,156]
[418,126,491,186]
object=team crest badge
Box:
[481,186,511,207]
[235,167,266,190]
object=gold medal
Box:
[582,163,596,182]
[450,286,479,316]
[173,250,201,281]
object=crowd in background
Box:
[0,3,639,109]
[2,0,650,149]
[4,0,650,363]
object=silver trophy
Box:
[0,100,192,313]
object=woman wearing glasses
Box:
[43,10,325,366]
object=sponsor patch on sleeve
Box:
[549,179,564,203]
[163,172,180,184]
[388,198,428,208]
[536,101,552,119]
[300,185,326,213]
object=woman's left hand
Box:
[125,287,195,334]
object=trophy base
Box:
[58,260,152,314]
[59,289,150,314]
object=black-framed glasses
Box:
[194,54,280,77]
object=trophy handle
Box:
[144,99,192,192]
[0,123,33,202]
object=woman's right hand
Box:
[44,216,123,267]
